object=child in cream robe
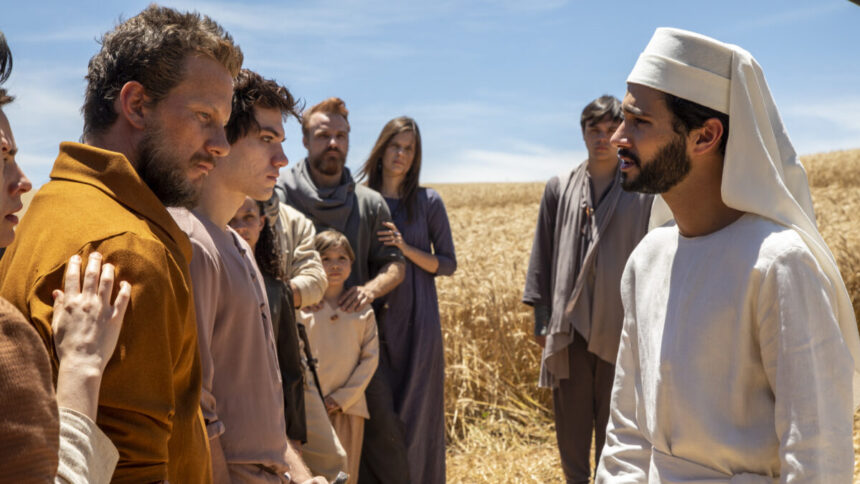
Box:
[299,230,379,484]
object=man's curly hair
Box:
[225,69,302,145]
[82,4,243,138]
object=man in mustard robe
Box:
[0,6,243,483]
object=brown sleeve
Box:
[0,297,59,482]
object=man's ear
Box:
[690,117,724,156]
[117,81,149,130]
[302,134,309,150]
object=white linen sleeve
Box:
[281,203,327,307]
[596,272,651,482]
[756,246,854,483]
[55,407,119,484]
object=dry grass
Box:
[434,149,860,483]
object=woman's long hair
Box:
[359,116,422,222]
[254,200,286,281]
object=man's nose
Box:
[610,123,628,148]
[206,127,231,158]
[273,146,288,168]
[10,163,31,196]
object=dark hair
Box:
[0,31,14,106]
[358,116,422,222]
[253,200,285,280]
[82,4,243,138]
[580,95,622,132]
[301,97,349,137]
[225,69,302,144]
[663,92,730,155]
[314,230,355,263]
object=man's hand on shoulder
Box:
[338,285,375,313]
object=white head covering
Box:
[627,27,860,405]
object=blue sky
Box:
[2,0,859,186]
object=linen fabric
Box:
[329,412,365,484]
[302,301,378,484]
[627,27,860,399]
[596,214,854,482]
[56,407,119,484]
[300,302,379,419]
[276,159,404,288]
[379,188,457,484]
[170,208,290,477]
[522,164,652,388]
[301,362,349,481]
[0,142,211,483]
[276,202,328,307]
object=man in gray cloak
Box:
[522,95,652,483]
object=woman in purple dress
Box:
[359,117,456,483]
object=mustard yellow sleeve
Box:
[30,235,196,483]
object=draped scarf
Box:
[540,163,624,388]
[279,159,355,234]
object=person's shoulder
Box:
[355,183,384,202]
[278,163,301,186]
[420,186,448,207]
[279,202,312,227]
[354,184,387,213]
[743,216,815,269]
[279,201,303,219]
[544,175,561,194]
[168,207,197,234]
[168,208,218,252]
[627,222,678,261]
[27,179,157,237]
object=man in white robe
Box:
[596,27,860,483]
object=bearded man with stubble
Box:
[276,97,409,484]
[0,6,243,482]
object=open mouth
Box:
[617,149,640,170]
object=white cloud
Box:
[424,144,586,183]
[169,0,447,36]
[782,98,860,155]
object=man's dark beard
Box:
[620,134,691,194]
[309,147,345,177]
[136,127,211,209]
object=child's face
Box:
[320,246,352,286]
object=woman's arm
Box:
[376,190,457,276]
[52,252,129,484]
[378,220,440,273]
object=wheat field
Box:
[434,149,860,482]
